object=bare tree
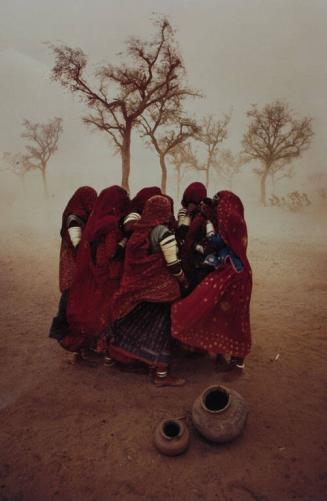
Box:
[270,160,294,195]
[138,102,199,192]
[2,152,32,192]
[168,142,198,199]
[195,115,230,189]
[242,101,313,205]
[49,18,197,192]
[20,117,63,197]
[212,149,242,190]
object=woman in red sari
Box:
[118,186,162,249]
[60,186,129,356]
[101,195,187,386]
[128,186,162,214]
[171,191,252,371]
[49,186,97,342]
[176,182,208,288]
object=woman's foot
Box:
[71,351,83,364]
[216,355,245,372]
[152,370,186,387]
[215,354,231,372]
[230,357,245,370]
[104,356,116,367]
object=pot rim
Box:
[160,419,183,440]
[200,384,231,414]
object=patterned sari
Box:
[102,196,181,368]
[171,191,252,358]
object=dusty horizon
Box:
[1,0,327,223]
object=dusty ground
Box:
[0,208,326,501]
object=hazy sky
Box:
[1,0,326,203]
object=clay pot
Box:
[154,419,190,456]
[192,384,248,443]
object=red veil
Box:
[181,182,207,207]
[59,186,97,292]
[172,191,252,358]
[128,186,162,214]
[179,183,207,273]
[111,195,181,321]
[66,186,129,337]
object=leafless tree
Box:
[270,160,294,195]
[138,102,199,192]
[242,101,313,205]
[49,18,197,192]
[195,115,230,189]
[20,117,63,197]
[212,149,242,190]
[2,152,32,192]
[168,142,198,199]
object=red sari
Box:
[106,195,181,367]
[128,186,161,214]
[59,186,97,293]
[181,182,207,207]
[111,195,181,322]
[171,191,252,358]
[65,186,129,342]
[179,183,207,278]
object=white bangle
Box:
[68,226,82,247]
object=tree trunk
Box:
[121,123,132,193]
[176,165,181,201]
[205,165,210,189]
[41,167,49,198]
[260,168,269,206]
[271,172,276,196]
[160,154,168,194]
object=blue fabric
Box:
[203,233,244,273]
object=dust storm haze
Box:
[0,0,326,237]
[0,1,327,500]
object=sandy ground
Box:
[0,208,326,501]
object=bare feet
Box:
[215,355,245,373]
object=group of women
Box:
[49,182,252,387]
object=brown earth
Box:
[0,213,326,501]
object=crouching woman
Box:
[102,195,187,387]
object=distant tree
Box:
[168,142,198,200]
[2,152,32,192]
[242,101,313,205]
[49,18,197,192]
[139,103,199,192]
[212,149,242,189]
[195,115,230,189]
[270,160,294,195]
[20,117,63,197]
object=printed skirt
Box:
[103,302,171,369]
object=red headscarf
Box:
[66,186,130,336]
[59,186,97,292]
[215,191,250,271]
[84,185,129,243]
[164,194,177,232]
[181,182,207,207]
[111,195,180,321]
[128,186,162,214]
[60,186,97,241]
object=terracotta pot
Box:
[192,384,248,443]
[154,419,190,456]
